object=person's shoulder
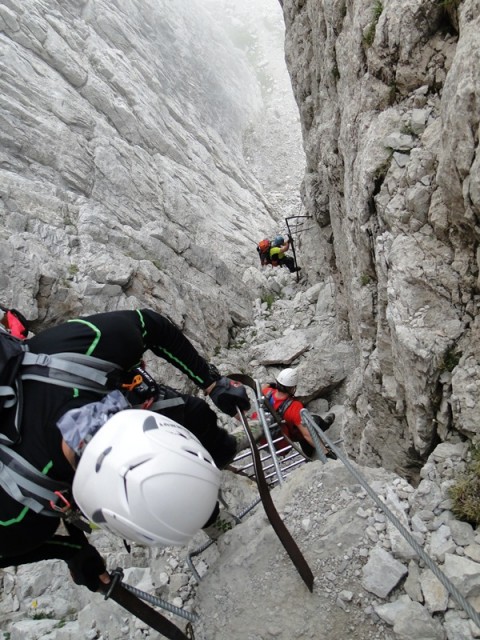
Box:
[290,396,304,408]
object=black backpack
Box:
[0,326,121,446]
[0,327,121,525]
[257,238,272,265]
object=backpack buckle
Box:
[34,353,52,367]
[121,374,143,392]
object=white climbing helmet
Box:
[72,410,221,547]
[275,368,299,388]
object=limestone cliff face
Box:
[0,0,282,367]
[283,0,480,470]
[2,0,479,469]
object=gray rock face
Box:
[283,0,480,469]
[0,0,284,361]
[2,1,480,639]
[4,261,478,640]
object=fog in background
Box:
[202,0,305,206]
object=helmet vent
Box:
[185,449,214,465]
[95,446,112,472]
[143,416,159,432]
[91,509,106,524]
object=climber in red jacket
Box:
[262,367,336,459]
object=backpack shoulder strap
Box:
[20,352,121,393]
[277,396,294,416]
[0,382,18,410]
[0,444,70,516]
[264,389,282,424]
[0,445,91,531]
[265,389,293,418]
[0,351,122,446]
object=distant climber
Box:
[256,235,300,273]
[269,235,300,273]
[262,368,336,459]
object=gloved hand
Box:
[208,377,250,417]
[66,543,107,592]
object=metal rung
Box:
[264,450,302,466]
[264,457,306,481]
[232,440,280,464]
[277,458,307,474]
[266,456,306,474]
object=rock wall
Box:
[3,1,480,637]
[283,0,480,470]
[0,0,284,376]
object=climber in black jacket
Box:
[0,308,250,591]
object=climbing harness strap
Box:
[0,444,71,515]
[265,390,294,418]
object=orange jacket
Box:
[262,384,304,441]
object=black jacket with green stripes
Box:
[0,309,219,565]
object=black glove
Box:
[66,544,106,592]
[206,362,222,385]
[209,377,250,417]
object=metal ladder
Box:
[186,380,313,579]
[230,428,310,488]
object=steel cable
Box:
[301,409,480,629]
[121,581,199,623]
